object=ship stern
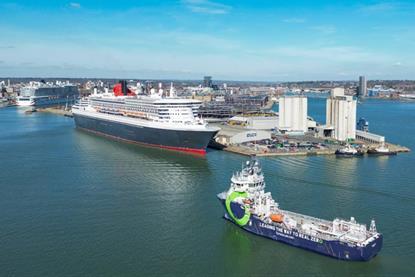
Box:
[361,234,383,261]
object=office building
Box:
[358,76,367,97]
[203,76,212,88]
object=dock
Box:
[376,142,409,153]
[37,107,73,117]
[222,142,410,157]
[224,145,336,157]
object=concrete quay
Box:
[224,145,336,157]
[37,107,73,117]
[223,140,410,157]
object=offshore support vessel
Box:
[217,158,383,261]
[72,81,219,154]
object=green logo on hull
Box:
[225,191,251,226]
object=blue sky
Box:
[0,0,414,81]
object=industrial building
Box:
[198,94,270,120]
[356,130,385,144]
[278,95,308,134]
[227,114,278,130]
[214,124,271,145]
[326,88,357,141]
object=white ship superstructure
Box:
[72,87,220,154]
[17,81,79,107]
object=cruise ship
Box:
[218,158,382,261]
[72,81,220,154]
[17,81,79,107]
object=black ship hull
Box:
[367,149,397,156]
[73,113,218,154]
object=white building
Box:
[278,95,308,133]
[326,88,357,141]
[216,128,271,145]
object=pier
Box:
[222,141,409,157]
[37,107,73,117]
[224,145,335,157]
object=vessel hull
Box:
[335,151,364,157]
[219,198,382,261]
[73,113,218,154]
[367,150,397,156]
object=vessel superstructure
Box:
[217,158,382,261]
[335,144,363,156]
[367,143,397,156]
[17,81,79,107]
[72,83,220,154]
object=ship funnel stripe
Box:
[225,191,251,226]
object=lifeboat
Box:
[243,199,253,205]
[270,214,284,223]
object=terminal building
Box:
[356,130,385,144]
[355,117,385,144]
[215,127,271,145]
[227,114,278,130]
[278,95,308,134]
[326,88,357,141]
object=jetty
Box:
[37,107,73,117]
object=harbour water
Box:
[1,99,414,275]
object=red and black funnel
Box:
[113,80,136,96]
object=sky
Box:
[0,0,414,81]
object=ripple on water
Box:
[1,104,415,275]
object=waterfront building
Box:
[367,85,395,97]
[227,114,278,130]
[278,95,308,133]
[356,130,385,144]
[214,126,271,145]
[358,76,367,97]
[326,88,357,141]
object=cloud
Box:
[69,2,81,9]
[182,0,231,14]
[282,18,306,24]
[310,25,336,35]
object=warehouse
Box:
[227,114,278,130]
[355,130,385,144]
[214,124,271,145]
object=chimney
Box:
[120,80,128,96]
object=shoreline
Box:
[223,142,410,157]
[29,106,411,157]
[36,107,73,117]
